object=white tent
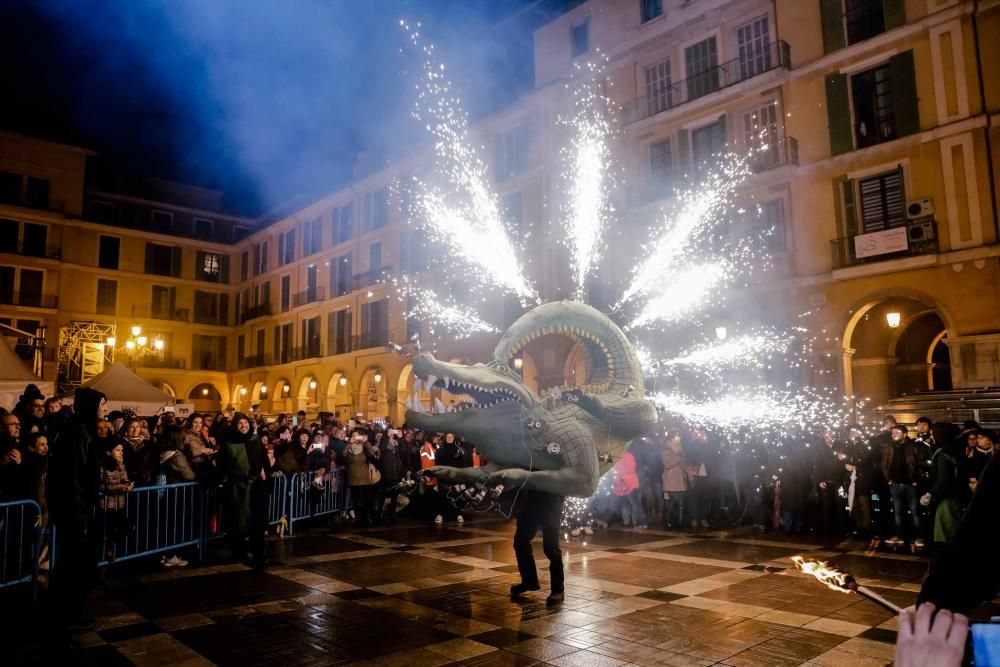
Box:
[66,362,173,416]
[0,336,54,410]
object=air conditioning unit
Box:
[906,198,934,219]
[908,217,936,242]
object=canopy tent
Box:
[65,362,174,416]
[0,335,54,410]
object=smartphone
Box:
[310,443,323,451]
[972,623,1000,665]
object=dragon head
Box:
[405,301,657,474]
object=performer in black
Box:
[510,489,565,605]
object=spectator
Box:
[16,395,47,437]
[98,440,134,562]
[19,431,49,524]
[921,422,964,558]
[964,428,995,490]
[661,433,688,529]
[612,444,646,529]
[217,413,271,567]
[159,427,196,484]
[844,424,875,539]
[376,432,403,523]
[47,387,106,634]
[343,431,376,528]
[684,430,712,528]
[778,427,811,533]
[813,427,846,536]
[181,413,216,473]
[882,424,925,548]
[436,433,469,524]
[0,412,22,497]
[275,429,309,476]
[121,417,157,486]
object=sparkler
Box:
[791,556,902,614]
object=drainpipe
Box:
[971,0,1000,242]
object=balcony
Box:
[238,303,272,324]
[292,286,325,308]
[135,356,186,370]
[830,219,939,270]
[352,266,394,291]
[238,353,273,370]
[0,292,58,309]
[131,305,190,322]
[193,310,229,326]
[291,340,323,361]
[749,136,798,173]
[621,41,790,125]
[0,240,60,260]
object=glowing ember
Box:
[403,288,500,339]
[791,556,852,592]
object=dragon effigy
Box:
[406,300,658,497]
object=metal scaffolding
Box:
[57,321,116,395]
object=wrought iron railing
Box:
[238,303,272,324]
[292,286,325,308]
[830,218,939,269]
[621,40,790,124]
[131,305,190,322]
[0,292,58,309]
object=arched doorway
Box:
[188,383,222,413]
[151,380,176,398]
[358,367,388,420]
[843,294,952,406]
[273,378,293,414]
[297,375,320,414]
[232,383,248,412]
[325,372,353,419]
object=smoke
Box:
[0,0,539,214]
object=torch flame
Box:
[791,556,852,593]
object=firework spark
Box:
[630,264,726,327]
[657,328,800,375]
[405,288,500,340]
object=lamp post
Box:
[107,325,165,369]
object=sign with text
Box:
[854,227,908,259]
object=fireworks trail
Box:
[629,264,726,328]
[404,288,500,340]
[657,328,803,376]
[402,21,537,303]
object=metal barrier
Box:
[286,470,347,535]
[0,499,43,599]
[96,482,203,567]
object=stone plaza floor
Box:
[8,516,998,666]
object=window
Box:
[193,218,213,240]
[192,334,227,371]
[363,189,388,233]
[748,200,787,252]
[89,200,115,224]
[360,300,388,349]
[13,319,39,361]
[21,223,46,257]
[303,217,323,256]
[845,0,886,45]
[684,37,720,100]
[737,16,772,79]
[0,266,13,304]
[301,316,321,358]
[305,264,319,303]
[501,192,523,237]
[570,19,589,58]
[852,63,896,149]
[232,225,250,242]
[328,308,352,355]
[649,139,673,195]
[644,59,673,116]
[237,334,246,365]
[255,328,266,357]
[240,250,249,282]
[151,286,176,319]
[641,0,662,23]
[273,322,293,364]
[19,269,43,307]
[330,253,352,297]
[332,203,353,244]
[145,243,181,277]
[194,291,229,325]
[691,117,727,170]
[368,242,382,278]
[400,230,427,275]
[858,169,905,233]
[96,279,117,315]
[0,172,20,204]
[253,241,268,275]
[99,235,120,270]
[196,251,228,283]
[151,210,173,233]
[743,102,780,170]
[280,275,291,313]
[278,229,296,266]
[496,123,531,182]
[0,219,17,253]
[25,177,49,210]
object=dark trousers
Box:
[817,486,841,536]
[890,483,921,539]
[350,485,372,527]
[249,480,268,564]
[513,491,564,593]
[49,524,97,626]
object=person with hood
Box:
[375,432,403,523]
[46,387,106,634]
[217,413,271,567]
[920,422,964,557]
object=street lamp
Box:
[110,325,165,368]
[373,371,383,383]
[886,312,901,329]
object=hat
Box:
[975,428,998,444]
[963,420,979,432]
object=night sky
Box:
[0,0,577,215]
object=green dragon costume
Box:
[406,301,658,497]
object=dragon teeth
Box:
[443,377,450,389]
[433,397,446,414]
[427,374,438,388]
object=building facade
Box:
[2,0,998,419]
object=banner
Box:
[854,227,908,259]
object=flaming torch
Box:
[791,556,902,614]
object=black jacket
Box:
[46,387,105,533]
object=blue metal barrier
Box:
[286,470,347,534]
[0,499,43,599]
[96,482,203,567]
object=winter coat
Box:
[217,423,269,539]
[123,437,158,486]
[778,440,812,512]
[813,443,846,487]
[46,387,105,533]
[661,444,688,493]
[344,442,375,487]
[612,451,640,497]
[182,429,214,461]
[378,443,403,484]
[159,450,196,483]
[436,440,470,468]
[100,461,131,511]
[881,438,924,485]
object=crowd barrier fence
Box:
[0,499,43,600]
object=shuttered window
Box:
[858,169,905,233]
[737,16,772,79]
[644,59,673,116]
[649,139,672,194]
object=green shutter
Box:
[890,50,920,137]
[841,177,857,237]
[825,72,853,156]
[820,0,845,54]
[883,0,905,30]
[676,129,690,175]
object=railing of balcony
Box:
[830,218,939,270]
[131,305,190,322]
[352,266,394,290]
[238,353,273,370]
[327,335,359,357]
[292,286,325,308]
[238,303,272,324]
[136,357,187,370]
[358,330,389,351]
[0,293,58,309]
[621,40,791,125]
[291,341,323,361]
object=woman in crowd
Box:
[217,413,270,567]
[922,422,965,558]
[121,417,156,486]
[181,413,215,476]
[376,431,403,523]
[661,433,688,529]
[343,430,376,528]
[98,440,133,562]
[275,429,310,476]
